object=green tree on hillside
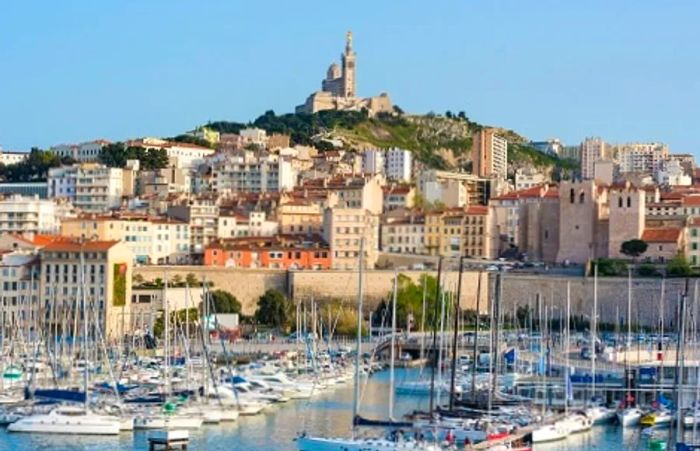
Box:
[0,148,73,183]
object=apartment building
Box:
[327,175,384,214]
[0,252,40,335]
[60,214,190,264]
[362,149,384,175]
[210,151,297,193]
[418,170,493,207]
[0,195,61,235]
[38,240,133,339]
[471,129,508,180]
[615,142,669,175]
[204,235,330,270]
[424,206,493,258]
[126,138,215,169]
[0,151,29,166]
[167,199,219,258]
[323,207,379,269]
[580,137,608,180]
[276,201,324,234]
[380,213,425,254]
[383,184,416,211]
[50,139,111,162]
[48,163,124,212]
[385,148,412,182]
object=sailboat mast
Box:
[389,270,398,420]
[448,257,464,411]
[428,257,443,415]
[79,247,89,410]
[351,238,364,434]
[470,270,482,402]
[591,263,597,404]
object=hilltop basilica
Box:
[296,32,393,116]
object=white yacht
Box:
[7,406,121,435]
[297,435,443,450]
[531,420,570,443]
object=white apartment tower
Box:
[580,137,608,180]
[385,148,412,182]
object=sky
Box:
[1,0,699,154]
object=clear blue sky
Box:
[1,1,699,154]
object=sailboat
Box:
[8,251,121,435]
[616,268,642,428]
[297,242,443,451]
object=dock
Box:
[148,430,189,451]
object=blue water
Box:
[0,369,671,450]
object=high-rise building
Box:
[580,137,608,180]
[385,148,412,182]
[615,142,669,175]
[471,129,508,180]
[362,149,384,175]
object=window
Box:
[627,197,631,208]
[570,188,575,203]
[579,192,585,203]
[618,197,623,208]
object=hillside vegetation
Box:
[203,110,576,177]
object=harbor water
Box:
[0,368,672,450]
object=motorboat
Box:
[640,409,673,427]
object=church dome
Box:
[326,63,341,80]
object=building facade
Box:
[471,129,508,180]
[39,240,133,339]
[323,207,379,269]
[48,164,124,212]
[0,195,61,235]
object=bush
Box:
[593,258,628,277]
[637,264,659,277]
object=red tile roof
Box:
[682,195,700,207]
[641,228,682,243]
[41,240,120,252]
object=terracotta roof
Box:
[41,240,121,252]
[682,195,700,207]
[490,184,554,201]
[466,205,489,215]
[690,217,700,227]
[641,228,682,243]
[31,234,72,246]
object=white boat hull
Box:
[8,412,120,435]
[297,436,441,450]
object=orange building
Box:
[204,234,331,270]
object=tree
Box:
[255,289,293,330]
[445,110,453,119]
[209,290,241,314]
[593,258,628,277]
[185,273,199,287]
[98,142,169,170]
[0,148,69,183]
[667,252,693,277]
[620,239,648,259]
[154,308,199,338]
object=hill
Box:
[203,110,577,178]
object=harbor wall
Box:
[495,274,692,327]
[133,267,488,315]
